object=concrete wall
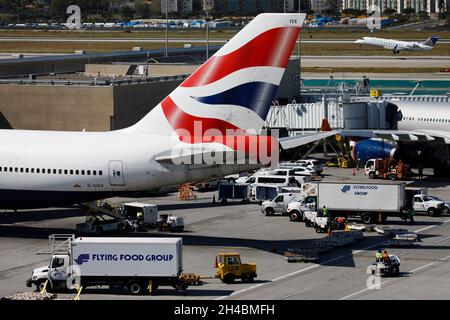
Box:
[0,59,300,131]
[112,79,182,129]
[0,85,113,131]
[85,64,136,77]
[148,64,199,76]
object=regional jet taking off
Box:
[0,13,324,209]
[355,36,439,54]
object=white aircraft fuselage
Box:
[0,13,306,209]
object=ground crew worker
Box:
[136,210,143,221]
[322,206,329,217]
[382,250,390,264]
[408,208,415,224]
[375,250,383,262]
[337,216,345,230]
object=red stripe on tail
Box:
[181,27,300,88]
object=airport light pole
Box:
[205,10,209,61]
[298,0,301,94]
[164,0,168,57]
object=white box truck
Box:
[27,235,188,295]
[289,181,411,224]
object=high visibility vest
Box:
[323,208,329,216]
[376,253,383,259]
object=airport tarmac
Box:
[1,167,450,300]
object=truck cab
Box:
[412,194,445,216]
[27,254,71,291]
[287,196,317,221]
[261,193,303,216]
[215,252,257,284]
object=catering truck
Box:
[27,235,192,295]
[287,181,444,224]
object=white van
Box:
[250,175,299,199]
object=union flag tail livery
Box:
[129,13,306,136]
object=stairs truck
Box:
[287,181,442,224]
[27,235,197,295]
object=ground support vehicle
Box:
[214,252,257,284]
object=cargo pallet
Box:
[284,230,364,263]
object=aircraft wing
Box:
[340,129,450,144]
[279,131,338,149]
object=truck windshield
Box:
[51,257,65,268]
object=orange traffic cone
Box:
[214,255,218,268]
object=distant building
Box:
[212,0,295,13]
[341,0,448,13]
[160,0,193,13]
[310,0,333,13]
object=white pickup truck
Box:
[286,197,317,221]
[261,193,304,216]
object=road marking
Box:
[409,262,435,273]
[432,235,450,245]
[414,219,450,234]
[328,271,354,281]
[215,242,382,300]
[439,255,450,261]
[217,220,450,300]
[339,281,390,300]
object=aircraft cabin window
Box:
[75,170,79,175]
[70,170,73,174]
[15,168,18,172]
[87,170,91,175]
[25,168,29,173]
[9,167,12,172]
[81,170,85,175]
[20,168,23,173]
[31,168,34,173]
[99,170,103,176]
[47,169,51,174]
[53,169,56,174]
[64,169,68,174]
[42,168,45,173]
[59,169,62,174]
[117,171,121,176]
[36,169,40,173]
[0,167,2,172]
[93,171,97,175]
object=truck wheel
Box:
[223,273,235,284]
[443,207,450,215]
[129,282,144,295]
[392,267,399,275]
[369,172,376,179]
[35,280,46,292]
[361,213,374,224]
[315,226,323,233]
[427,208,436,217]
[389,174,396,181]
[265,208,274,216]
[94,226,103,234]
[289,211,302,222]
